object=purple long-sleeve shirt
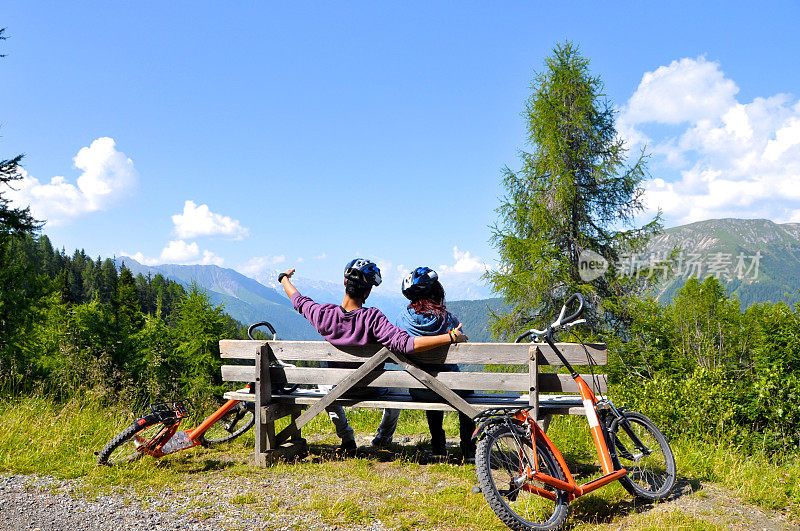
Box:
[291,292,415,354]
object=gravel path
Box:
[0,474,388,531]
[637,481,799,531]
[1,472,796,530]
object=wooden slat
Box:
[220,340,607,365]
[223,389,587,415]
[389,351,479,418]
[221,365,606,394]
[220,340,264,359]
[277,367,526,392]
[274,348,393,445]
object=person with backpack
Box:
[371,267,476,461]
[278,259,468,454]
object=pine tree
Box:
[0,28,49,382]
[174,283,232,401]
[117,266,144,332]
[487,42,661,339]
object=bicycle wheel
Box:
[97,416,167,466]
[475,423,569,531]
[200,402,255,446]
[610,410,676,501]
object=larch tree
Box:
[487,42,661,339]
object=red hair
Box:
[408,281,447,317]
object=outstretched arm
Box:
[279,268,298,298]
[412,323,468,352]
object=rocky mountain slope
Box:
[644,218,800,305]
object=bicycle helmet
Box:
[344,258,382,287]
[401,266,438,300]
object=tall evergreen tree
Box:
[487,42,660,339]
[0,28,49,383]
[174,283,232,401]
[117,266,144,332]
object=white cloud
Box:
[123,252,160,267]
[172,200,249,239]
[622,57,738,126]
[236,254,287,278]
[7,137,137,226]
[160,240,200,262]
[439,246,488,275]
[122,239,224,266]
[200,250,225,266]
[620,57,800,224]
[764,117,800,162]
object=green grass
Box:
[0,396,798,529]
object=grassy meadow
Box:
[1,395,798,530]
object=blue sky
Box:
[3,2,800,296]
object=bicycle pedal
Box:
[471,485,482,494]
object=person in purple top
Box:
[278,258,468,454]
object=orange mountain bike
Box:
[96,321,296,466]
[96,390,256,465]
[473,294,676,530]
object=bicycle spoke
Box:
[105,423,165,465]
[201,403,255,446]
[486,430,560,524]
[613,413,675,498]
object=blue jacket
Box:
[395,306,460,337]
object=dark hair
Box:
[345,279,371,303]
[408,280,447,317]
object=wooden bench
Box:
[220,340,607,465]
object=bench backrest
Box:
[220,341,607,395]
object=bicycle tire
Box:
[610,410,676,501]
[476,423,569,531]
[97,415,167,466]
[200,402,255,447]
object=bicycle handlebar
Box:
[247,321,277,340]
[559,293,585,327]
[514,330,534,343]
[513,293,586,343]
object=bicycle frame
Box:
[136,390,250,457]
[486,314,635,502]
[508,374,626,502]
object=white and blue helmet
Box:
[344,258,382,287]
[401,266,438,300]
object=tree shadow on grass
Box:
[152,453,239,474]
[566,476,702,527]
[302,441,473,466]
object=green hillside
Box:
[116,258,320,340]
[447,298,510,342]
[645,218,800,306]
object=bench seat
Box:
[224,389,587,415]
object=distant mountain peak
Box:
[646,217,800,306]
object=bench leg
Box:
[290,410,303,442]
[253,406,307,466]
[254,419,277,464]
[536,414,552,433]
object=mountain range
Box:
[115,258,498,340]
[115,258,320,339]
[115,218,800,341]
[645,218,800,306]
